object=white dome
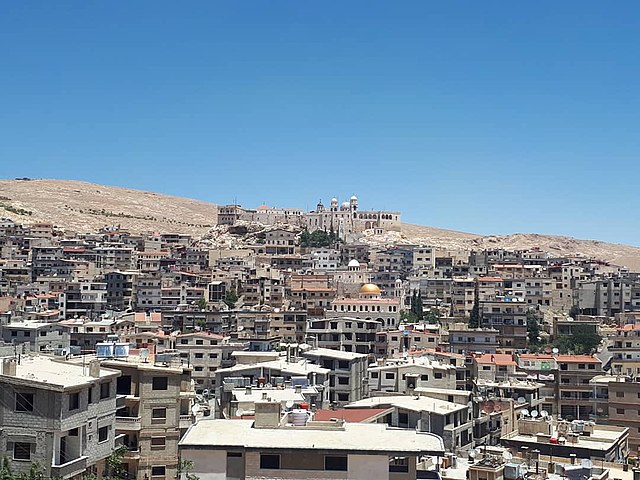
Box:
[348,259,360,268]
[350,195,358,201]
[331,197,338,203]
[341,201,350,208]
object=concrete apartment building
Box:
[1,320,70,353]
[447,323,499,355]
[102,355,196,480]
[0,355,121,479]
[451,277,476,317]
[174,331,243,394]
[578,277,640,316]
[347,395,473,451]
[104,271,138,311]
[480,298,528,352]
[605,378,640,455]
[307,316,380,355]
[375,327,441,357]
[179,399,443,480]
[301,347,369,405]
[608,323,640,377]
[59,281,108,320]
[367,358,458,394]
[556,354,603,420]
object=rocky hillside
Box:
[0,179,638,269]
[0,179,218,235]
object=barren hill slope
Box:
[0,179,638,270]
[402,224,640,271]
[0,179,218,235]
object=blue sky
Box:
[1,2,639,245]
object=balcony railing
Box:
[51,456,88,478]
[115,416,142,430]
[179,414,193,429]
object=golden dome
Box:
[359,283,381,295]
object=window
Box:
[371,372,379,378]
[194,367,203,372]
[13,442,31,460]
[88,387,94,404]
[69,392,80,410]
[195,340,203,345]
[100,382,110,399]
[617,408,625,414]
[195,353,203,359]
[578,364,586,370]
[260,454,280,469]
[325,456,348,471]
[209,353,218,359]
[151,437,166,448]
[434,372,443,379]
[385,373,395,380]
[151,466,166,477]
[152,377,168,390]
[152,408,167,419]
[15,393,34,412]
[98,426,109,442]
[338,377,349,385]
[588,364,595,370]
[227,452,242,458]
[421,375,429,381]
[617,392,625,398]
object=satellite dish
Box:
[494,403,502,412]
[517,397,527,404]
[540,410,549,418]
[236,407,245,417]
[581,459,593,469]
[552,347,559,354]
[285,400,294,409]
[521,409,530,417]
[469,449,478,459]
[531,410,539,418]
[191,404,200,415]
[503,451,513,461]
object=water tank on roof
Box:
[289,409,311,426]
[96,342,114,359]
[113,343,130,358]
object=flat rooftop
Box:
[180,419,444,455]
[301,347,368,361]
[216,359,330,377]
[346,395,468,415]
[0,354,120,391]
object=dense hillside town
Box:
[0,201,639,480]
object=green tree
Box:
[224,289,238,309]
[424,308,440,324]
[196,297,207,311]
[299,229,310,247]
[178,459,200,480]
[569,304,580,318]
[104,445,127,479]
[0,458,13,480]
[527,310,542,346]
[554,324,602,354]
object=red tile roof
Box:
[313,408,392,423]
[556,355,601,364]
[475,354,516,366]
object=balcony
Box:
[51,456,88,479]
[115,416,142,431]
[123,448,140,461]
[179,414,193,429]
[116,395,127,409]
